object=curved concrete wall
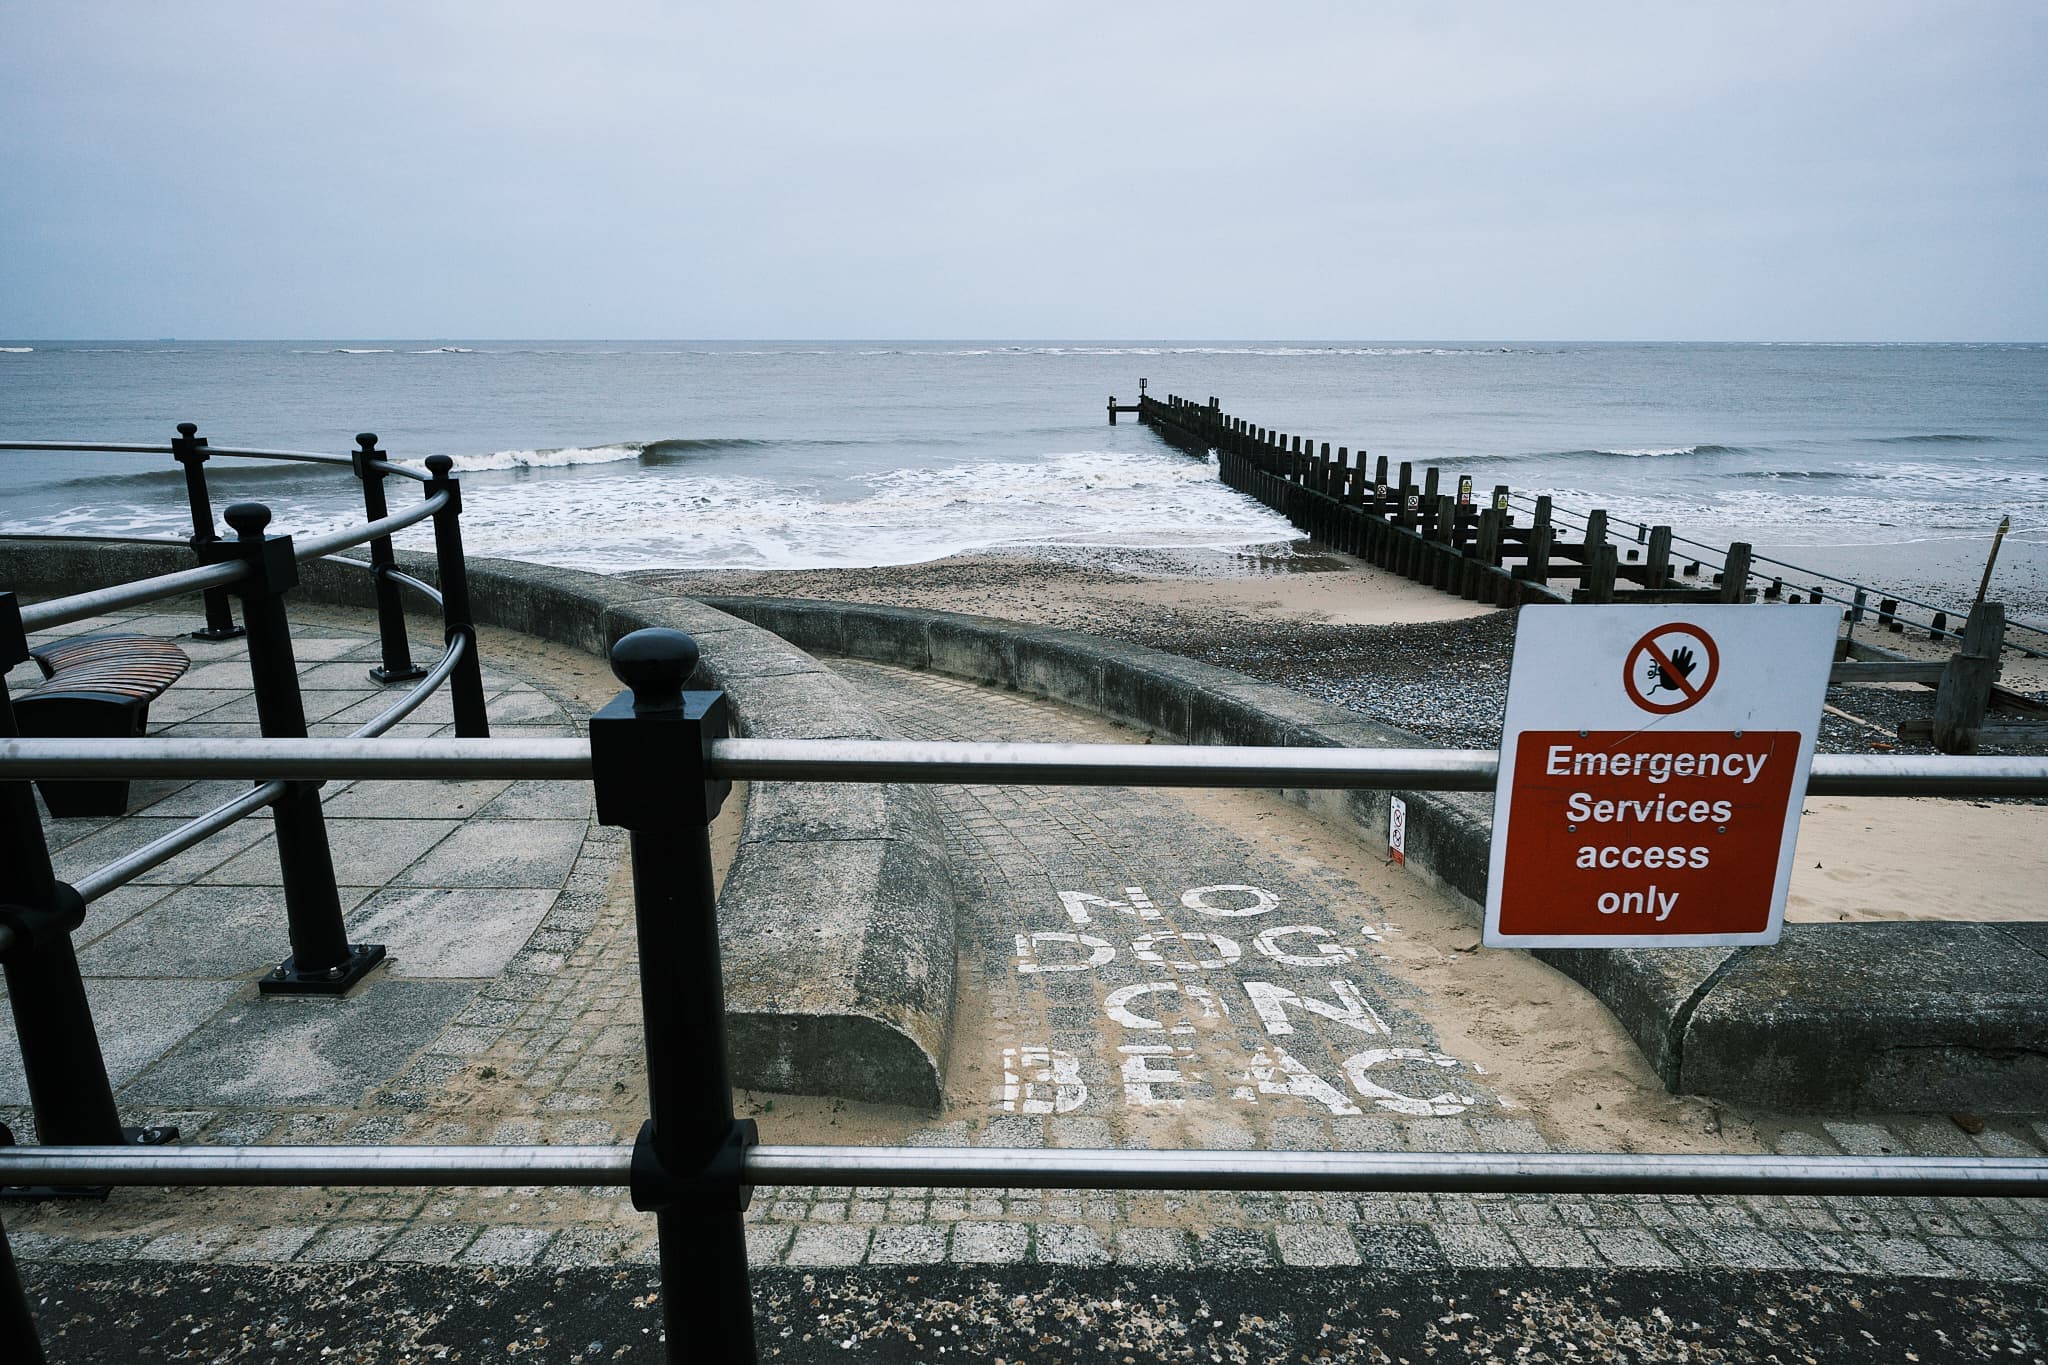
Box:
[0,542,958,1110]
[706,595,2048,1116]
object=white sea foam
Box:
[413,447,1298,571]
[0,347,31,354]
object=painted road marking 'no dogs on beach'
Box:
[999,882,1484,1121]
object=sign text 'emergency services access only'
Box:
[1484,606,1838,948]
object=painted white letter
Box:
[999,1046,1086,1115]
[1242,979,1388,1037]
[1179,884,1279,918]
[1342,1048,1476,1117]
[1119,1045,1194,1107]
[1014,932,1115,974]
[1251,925,1360,967]
[1131,931,1242,971]
[1105,981,1225,1034]
[1244,1046,1361,1115]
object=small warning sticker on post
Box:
[1485,606,1837,949]
[1388,795,1407,866]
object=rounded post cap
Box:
[424,454,453,476]
[609,628,699,710]
[356,432,379,450]
[224,502,273,537]
[176,422,198,437]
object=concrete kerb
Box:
[0,541,958,1110]
[703,595,2048,1117]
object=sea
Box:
[2,341,2044,621]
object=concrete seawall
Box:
[705,595,2048,1116]
[0,542,959,1110]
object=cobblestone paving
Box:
[724,660,2048,1280]
[5,626,2044,1286]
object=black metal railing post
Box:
[0,593,174,1164]
[351,434,425,685]
[206,504,385,995]
[590,629,757,1364]
[171,422,244,642]
[0,1211,45,1362]
[422,456,490,738]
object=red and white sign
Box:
[1484,605,1838,948]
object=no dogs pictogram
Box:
[1623,623,1720,715]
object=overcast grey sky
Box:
[3,2,2042,340]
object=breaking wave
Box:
[1864,433,2006,446]
[1525,444,1750,460]
[403,437,778,474]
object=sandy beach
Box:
[634,539,2047,925]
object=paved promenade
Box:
[4,603,2045,1359]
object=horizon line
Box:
[5,337,2046,347]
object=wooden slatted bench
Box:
[14,633,191,816]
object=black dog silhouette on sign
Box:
[1647,644,1698,696]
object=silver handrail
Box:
[377,567,442,604]
[2,737,2043,796]
[0,440,440,480]
[0,534,193,546]
[348,630,465,739]
[0,440,347,465]
[0,441,175,454]
[0,736,586,779]
[16,560,249,631]
[0,1143,2040,1199]
[9,492,447,631]
[290,488,447,561]
[70,781,287,902]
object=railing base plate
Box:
[259,943,386,996]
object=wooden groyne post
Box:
[1107,378,1148,425]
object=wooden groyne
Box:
[1136,391,1747,609]
[1130,390,2041,754]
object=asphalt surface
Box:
[18,1261,2048,1362]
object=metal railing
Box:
[1,734,2042,797]
[0,427,500,1261]
[3,623,2047,1361]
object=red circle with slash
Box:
[1623,623,1720,715]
